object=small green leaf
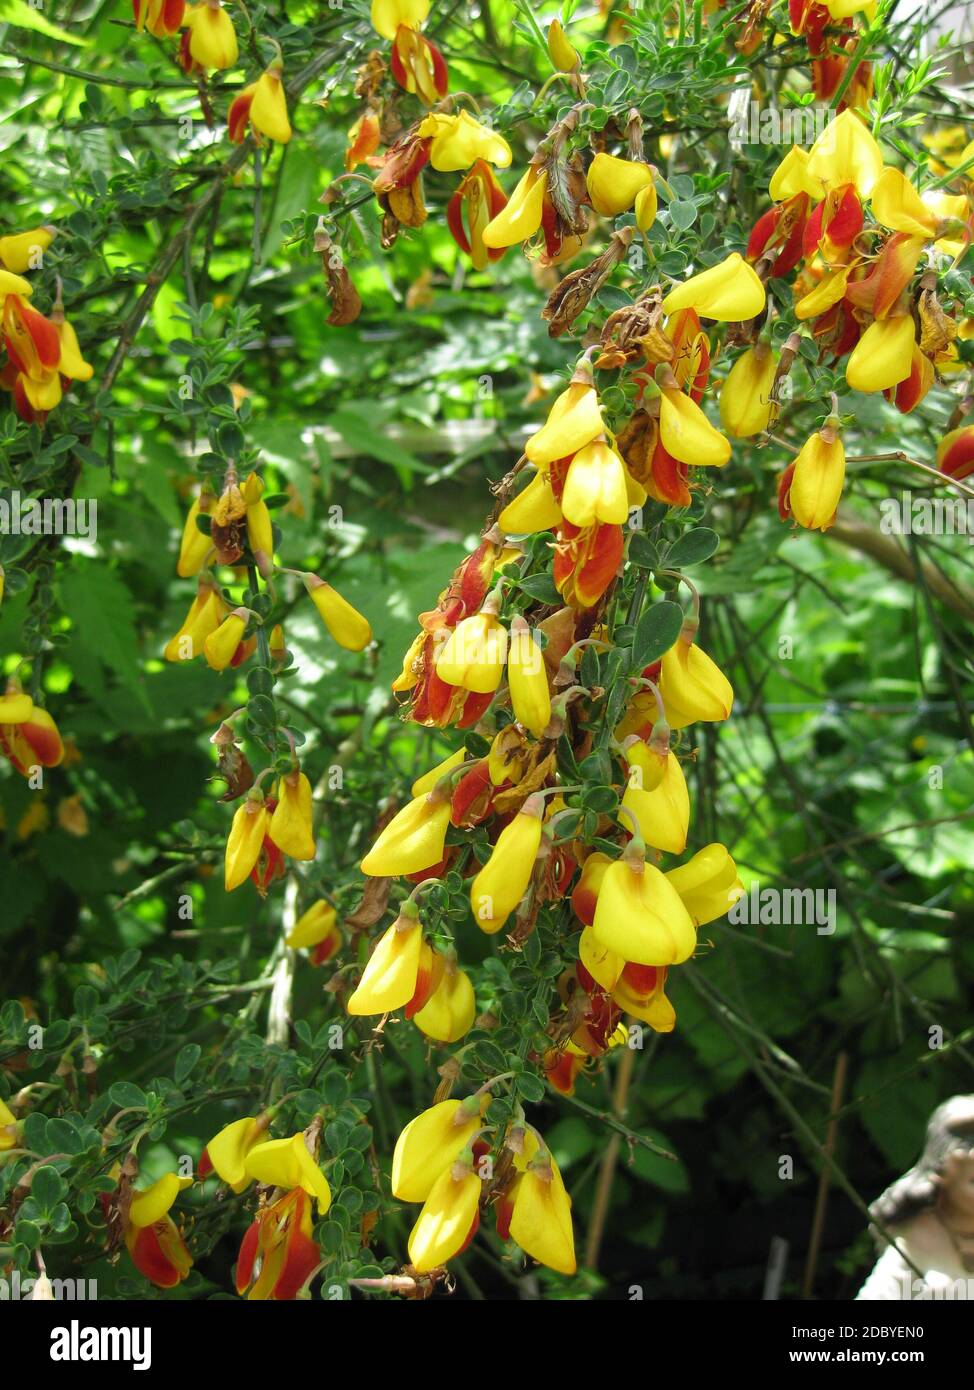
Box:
[631,600,683,670]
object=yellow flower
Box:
[202,608,248,672]
[184,1,238,71]
[787,423,846,531]
[547,18,579,72]
[846,314,915,393]
[286,900,338,950]
[360,790,452,876]
[871,167,940,239]
[413,958,476,1043]
[620,749,690,855]
[203,1116,267,1192]
[225,794,269,892]
[371,0,429,40]
[176,489,213,577]
[661,252,766,321]
[806,109,883,197]
[411,748,465,797]
[497,469,563,534]
[435,611,508,693]
[0,225,55,274]
[470,798,544,933]
[269,769,315,860]
[508,1143,576,1275]
[507,617,551,737]
[303,573,372,652]
[244,1133,331,1214]
[418,110,511,172]
[0,1096,19,1150]
[665,843,744,926]
[128,1172,193,1228]
[392,1097,483,1202]
[408,1162,482,1272]
[524,366,604,466]
[658,635,734,729]
[241,473,274,561]
[482,166,548,249]
[586,152,652,217]
[719,342,777,438]
[561,439,630,527]
[659,377,731,468]
[248,68,292,144]
[593,856,697,966]
[346,914,423,1015]
[164,581,227,662]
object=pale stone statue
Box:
[856,1095,974,1300]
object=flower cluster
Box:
[744,109,973,528]
[168,465,371,896]
[392,1097,576,1276]
[0,227,92,425]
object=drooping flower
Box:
[390,24,448,105]
[229,63,293,145]
[176,488,214,577]
[412,957,476,1042]
[524,360,604,466]
[482,165,549,250]
[435,607,508,694]
[285,900,342,964]
[346,912,424,1015]
[586,153,653,218]
[658,368,731,468]
[269,768,315,861]
[547,18,580,72]
[470,795,544,934]
[504,1132,576,1275]
[225,793,270,892]
[507,617,551,737]
[560,439,630,527]
[592,853,697,966]
[164,579,228,662]
[303,573,372,652]
[447,160,509,270]
[203,607,249,672]
[183,0,238,71]
[845,309,916,394]
[408,1159,482,1272]
[124,1173,194,1290]
[392,1097,484,1202]
[786,419,846,531]
[0,689,64,777]
[719,342,777,438]
[360,788,453,876]
[658,632,734,729]
[235,1188,319,1300]
[620,749,690,855]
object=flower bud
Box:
[787,422,846,531]
[621,749,690,855]
[225,794,269,892]
[269,769,315,861]
[547,18,579,72]
[303,573,372,651]
[508,617,551,737]
[658,635,734,728]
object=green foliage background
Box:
[0,0,972,1300]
